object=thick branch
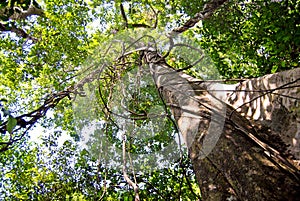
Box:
[170,0,228,35]
[7,5,43,20]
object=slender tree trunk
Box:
[150,62,300,200]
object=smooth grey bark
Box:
[150,62,300,200]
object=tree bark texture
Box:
[151,63,300,201]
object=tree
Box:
[0,0,299,200]
[152,64,300,200]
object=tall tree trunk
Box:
[150,62,300,200]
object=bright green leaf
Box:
[6,116,17,133]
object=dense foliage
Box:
[0,0,299,200]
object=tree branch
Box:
[120,3,128,28]
[122,133,140,201]
[0,89,71,152]
[8,5,44,20]
[120,3,157,29]
[170,0,228,35]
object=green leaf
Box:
[6,116,17,134]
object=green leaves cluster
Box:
[194,0,300,78]
[1,135,200,200]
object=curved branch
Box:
[8,5,44,20]
[170,0,228,35]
